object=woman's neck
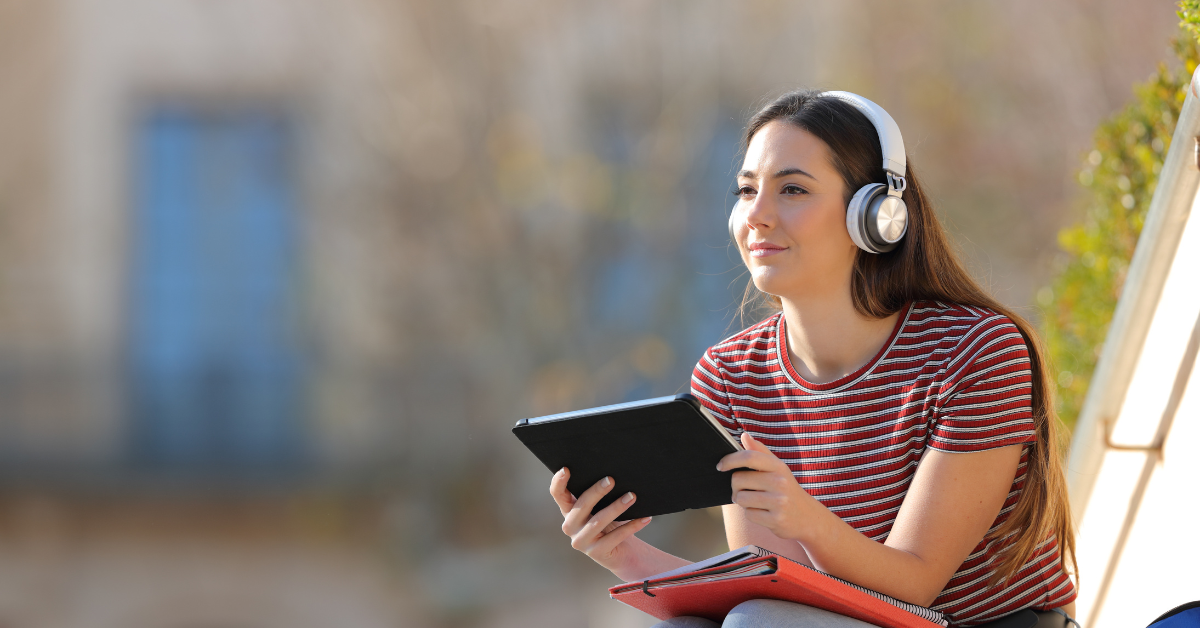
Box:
[779,293,901,385]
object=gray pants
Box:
[650,600,880,628]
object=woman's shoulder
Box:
[703,313,783,361]
[907,301,1032,374]
[907,300,1023,340]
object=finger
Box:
[741,432,773,454]
[571,491,634,551]
[741,507,777,531]
[549,468,577,515]
[591,516,653,556]
[730,469,778,493]
[579,491,637,539]
[563,476,617,531]
[717,450,779,473]
[601,518,633,534]
[549,465,576,516]
[733,489,781,511]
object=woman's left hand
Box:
[716,432,818,542]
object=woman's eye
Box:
[782,184,808,195]
[732,186,756,198]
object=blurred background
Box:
[0,0,1182,626]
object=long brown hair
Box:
[738,89,1076,586]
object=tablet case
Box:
[512,394,740,520]
[609,554,947,628]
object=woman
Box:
[548,90,1078,627]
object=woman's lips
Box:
[748,242,787,258]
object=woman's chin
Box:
[750,273,787,298]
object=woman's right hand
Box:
[550,467,654,575]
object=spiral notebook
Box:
[609,545,948,628]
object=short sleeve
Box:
[929,318,1037,452]
[690,347,743,439]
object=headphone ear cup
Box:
[847,183,908,253]
[865,195,908,252]
[728,204,738,240]
[846,183,887,253]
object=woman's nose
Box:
[742,194,774,231]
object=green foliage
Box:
[1040,19,1200,433]
[1181,0,1200,43]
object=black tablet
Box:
[512,393,742,520]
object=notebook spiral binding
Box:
[741,547,947,626]
[789,558,948,626]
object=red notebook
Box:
[609,546,947,628]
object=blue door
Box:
[128,106,305,472]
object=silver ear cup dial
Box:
[868,195,908,247]
[846,183,887,253]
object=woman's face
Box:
[731,120,858,302]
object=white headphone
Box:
[729,91,909,254]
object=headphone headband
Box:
[821,91,907,178]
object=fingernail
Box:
[641,517,652,524]
[601,477,611,488]
[556,468,565,477]
[621,492,634,504]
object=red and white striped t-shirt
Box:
[690,301,1076,626]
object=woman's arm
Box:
[717,433,1021,607]
[550,467,691,582]
[721,503,814,567]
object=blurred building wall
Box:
[0,1,1182,627]
[0,0,427,626]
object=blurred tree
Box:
[1040,3,1200,433]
